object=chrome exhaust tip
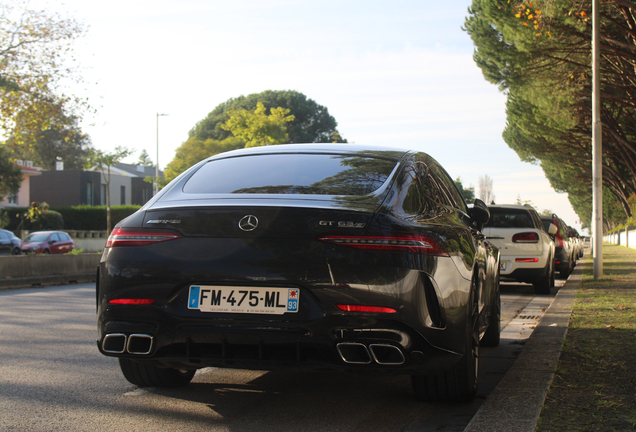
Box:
[369,344,406,365]
[336,342,372,364]
[102,333,127,354]
[126,334,154,355]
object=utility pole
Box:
[155,113,168,195]
[592,0,603,278]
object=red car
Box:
[21,231,75,254]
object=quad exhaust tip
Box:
[337,342,405,365]
[102,333,154,355]
[369,343,406,365]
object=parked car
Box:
[21,231,75,254]
[483,204,556,294]
[97,144,501,403]
[0,229,22,255]
[540,215,576,278]
[568,227,584,259]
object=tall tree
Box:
[221,102,295,148]
[465,0,636,228]
[189,90,346,144]
[87,146,134,234]
[137,149,154,167]
[478,174,495,204]
[0,1,88,149]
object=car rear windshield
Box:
[182,153,398,196]
[486,208,535,228]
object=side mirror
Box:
[548,224,558,236]
[469,198,490,231]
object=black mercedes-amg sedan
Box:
[96,144,500,402]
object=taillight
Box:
[336,304,397,313]
[108,298,155,305]
[317,234,448,256]
[512,232,539,243]
[555,235,565,247]
[106,228,181,247]
[515,258,539,263]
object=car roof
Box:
[205,143,413,162]
[487,204,536,210]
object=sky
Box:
[40,0,583,231]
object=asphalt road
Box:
[0,280,565,432]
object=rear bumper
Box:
[498,252,548,283]
[97,313,461,374]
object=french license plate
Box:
[188,286,299,315]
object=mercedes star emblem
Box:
[238,215,259,232]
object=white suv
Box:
[483,204,557,294]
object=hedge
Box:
[2,205,141,231]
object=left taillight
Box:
[105,228,182,248]
[512,232,540,243]
[317,234,448,256]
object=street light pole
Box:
[592,0,603,278]
[155,113,168,195]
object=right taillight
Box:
[106,228,182,248]
[512,232,540,243]
[317,234,448,256]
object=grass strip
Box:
[537,244,636,431]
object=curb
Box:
[464,259,584,432]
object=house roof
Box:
[114,163,163,178]
[15,164,41,176]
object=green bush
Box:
[2,205,141,231]
[42,211,64,230]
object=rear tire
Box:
[559,255,574,279]
[412,278,479,402]
[12,247,21,255]
[119,358,196,387]
[533,255,553,295]
[481,290,500,347]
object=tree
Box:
[7,116,91,170]
[0,145,22,201]
[137,149,154,167]
[455,177,476,204]
[163,136,244,184]
[0,1,88,149]
[478,174,495,204]
[189,90,346,144]
[221,102,295,147]
[87,146,134,233]
[164,90,347,182]
[464,0,636,228]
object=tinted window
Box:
[486,208,535,228]
[24,233,50,243]
[541,219,554,232]
[183,154,398,196]
[401,164,427,215]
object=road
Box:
[0,280,565,432]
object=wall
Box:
[604,227,636,248]
[30,170,103,207]
[0,253,101,289]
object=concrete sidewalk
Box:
[464,259,583,432]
